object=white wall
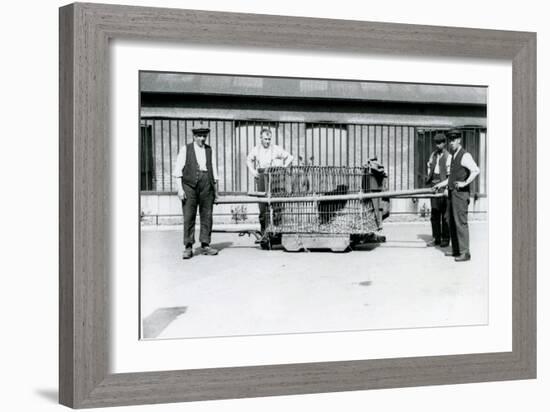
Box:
[1,1,546,412]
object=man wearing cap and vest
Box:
[174,126,219,259]
[433,131,480,262]
[246,129,294,236]
[425,133,451,248]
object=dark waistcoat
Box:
[448,148,471,192]
[427,149,450,183]
[181,143,215,188]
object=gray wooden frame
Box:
[59,2,536,408]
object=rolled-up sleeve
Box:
[172,146,186,178]
[461,152,480,174]
[247,146,257,164]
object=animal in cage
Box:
[291,156,314,194]
[259,162,389,252]
[317,184,349,224]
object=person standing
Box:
[246,128,293,234]
[425,133,451,247]
[433,131,480,262]
[173,126,219,259]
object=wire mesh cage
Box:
[259,164,387,235]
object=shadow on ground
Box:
[416,234,433,243]
[207,241,234,251]
[416,233,452,255]
[351,243,381,252]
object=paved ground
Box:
[140,222,488,339]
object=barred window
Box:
[304,124,348,167]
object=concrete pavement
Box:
[140,222,488,339]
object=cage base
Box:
[281,234,350,252]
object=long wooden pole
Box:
[216,188,438,204]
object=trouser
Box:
[447,190,470,255]
[430,196,450,243]
[181,172,215,247]
[256,169,282,234]
[256,170,268,233]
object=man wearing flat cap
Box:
[433,130,480,262]
[425,133,451,248]
[173,126,219,259]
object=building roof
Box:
[140,72,486,106]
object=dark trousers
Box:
[258,202,268,233]
[256,172,268,233]
[256,171,283,233]
[430,196,450,243]
[181,172,215,247]
[447,190,470,255]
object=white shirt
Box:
[173,143,219,180]
[246,144,293,169]
[452,147,480,174]
[427,151,451,175]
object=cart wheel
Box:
[259,236,272,250]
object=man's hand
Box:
[251,170,259,179]
[214,192,219,205]
[454,181,467,189]
[177,188,186,201]
[432,182,445,192]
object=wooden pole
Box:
[215,188,439,204]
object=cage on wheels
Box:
[257,161,390,252]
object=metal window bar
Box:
[139,117,486,196]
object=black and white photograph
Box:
[3,0,545,409]
[139,71,488,340]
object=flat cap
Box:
[192,127,210,135]
[447,129,462,138]
[434,133,446,144]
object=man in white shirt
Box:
[246,129,293,234]
[173,127,219,259]
[246,129,293,176]
[433,131,480,262]
[425,133,452,247]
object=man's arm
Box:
[433,178,448,191]
[445,152,452,177]
[426,152,434,176]
[211,153,219,203]
[213,181,219,204]
[246,147,258,177]
[279,146,294,167]
[211,151,219,182]
[175,178,185,201]
[425,152,434,184]
[454,153,480,189]
[432,152,449,189]
[173,146,187,200]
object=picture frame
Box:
[59,2,536,408]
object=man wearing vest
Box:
[425,133,451,247]
[174,127,219,259]
[433,131,480,262]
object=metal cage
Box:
[260,163,388,239]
